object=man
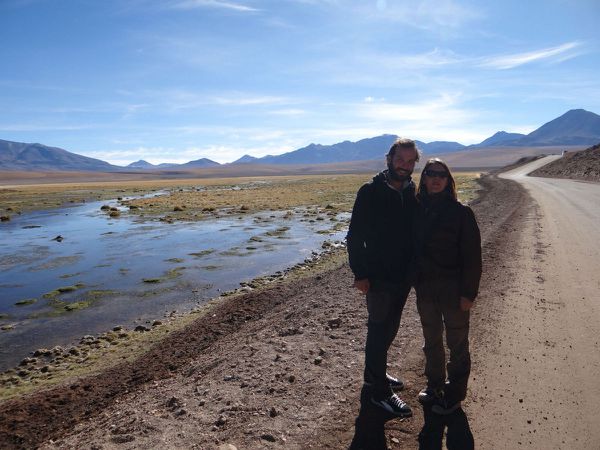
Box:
[346,137,420,417]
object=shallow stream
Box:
[0,196,347,370]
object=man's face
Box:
[387,147,417,181]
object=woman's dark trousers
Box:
[416,279,471,404]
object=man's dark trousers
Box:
[364,280,411,400]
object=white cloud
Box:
[364,0,482,30]
[481,41,583,70]
[211,95,289,106]
[356,94,471,124]
[0,123,93,132]
[366,48,463,70]
[170,0,259,12]
[268,108,307,116]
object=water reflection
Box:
[0,198,348,369]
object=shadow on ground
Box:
[349,386,474,450]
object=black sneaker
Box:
[370,394,413,417]
[431,398,461,415]
[386,373,405,391]
[417,387,443,404]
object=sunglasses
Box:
[424,168,449,178]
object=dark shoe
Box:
[386,373,405,391]
[417,386,443,404]
[431,397,462,415]
[371,394,413,418]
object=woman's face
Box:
[423,162,449,194]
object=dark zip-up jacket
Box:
[346,170,417,284]
[414,193,482,301]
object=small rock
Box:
[217,445,238,450]
[51,235,64,242]
[327,317,342,328]
[215,415,227,426]
[167,397,182,409]
[134,325,150,332]
[260,434,276,442]
[269,407,278,417]
[110,435,135,444]
[314,356,323,365]
[19,357,37,366]
[288,375,296,383]
[391,437,400,444]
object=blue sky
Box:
[1,0,599,165]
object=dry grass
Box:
[0,172,481,220]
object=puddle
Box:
[0,197,348,370]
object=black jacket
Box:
[346,170,417,284]
[414,193,482,301]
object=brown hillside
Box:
[530,143,600,181]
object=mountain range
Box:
[1,109,599,172]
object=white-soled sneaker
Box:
[417,386,444,404]
[386,373,405,391]
[370,394,413,417]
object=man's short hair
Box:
[387,138,421,162]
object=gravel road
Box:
[468,156,600,449]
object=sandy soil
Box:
[1,161,595,449]
[468,157,600,449]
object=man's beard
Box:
[387,162,412,182]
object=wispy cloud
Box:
[170,0,259,12]
[481,42,584,69]
[268,108,307,116]
[0,123,94,132]
[364,48,463,70]
[211,94,289,106]
[356,94,471,124]
[366,0,482,30]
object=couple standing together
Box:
[347,138,482,417]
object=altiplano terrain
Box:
[1,156,598,449]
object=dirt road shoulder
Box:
[0,173,531,449]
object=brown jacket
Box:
[414,193,482,301]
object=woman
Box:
[414,158,482,415]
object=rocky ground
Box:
[529,142,600,181]
[0,172,527,449]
